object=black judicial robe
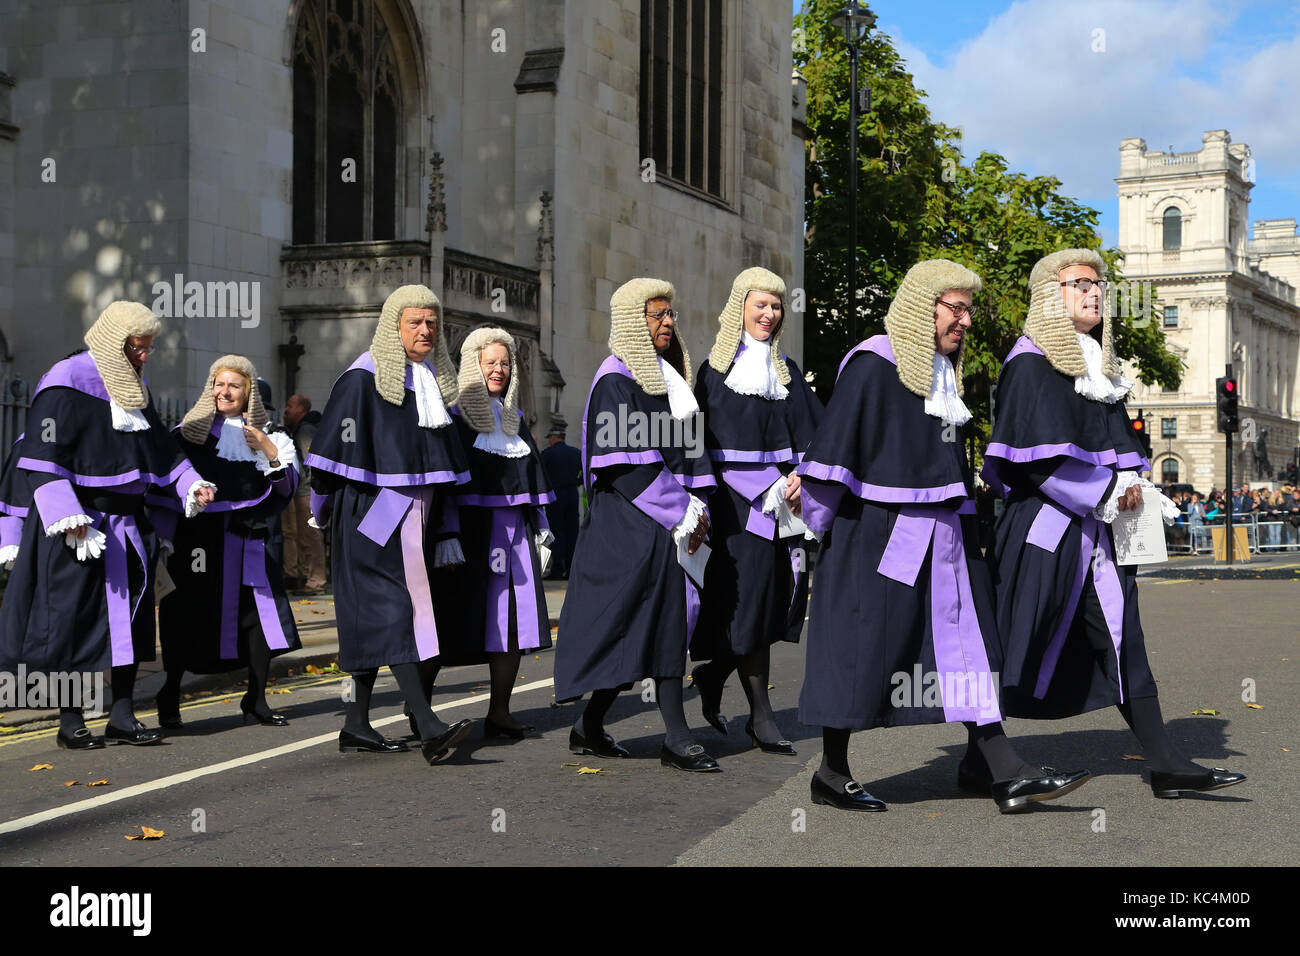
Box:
[797,336,1003,730]
[690,351,823,659]
[553,355,716,700]
[306,354,469,671]
[981,335,1157,718]
[430,408,554,667]
[157,422,302,674]
[0,350,200,673]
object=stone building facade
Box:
[1116,129,1300,491]
[0,0,806,438]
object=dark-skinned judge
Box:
[797,259,1088,813]
[554,278,720,771]
[688,267,823,755]
[305,285,475,764]
[0,302,216,749]
[982,248,1244,800]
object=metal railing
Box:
[1165,512,1300,555]
[1,367,30,455]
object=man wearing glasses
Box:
[982,249,1245,800]
[554,278,720,772]
[0,302,216,750]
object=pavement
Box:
[0,571,1292,867]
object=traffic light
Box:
[1216,375,1239,433]
[1131,410,1152,460]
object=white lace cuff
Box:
[65,526,107,561]
[671,495,707,545]
[185,480,218,518]
[1092,471,1144,524]
[0,543,18,568]
[535,528,555,549]
[254,430,298,476]
[434,537,465,568]
[804,526,823,543]
[46,513,93,537]
[761,476,789,515]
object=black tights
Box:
[60,663,141,735]
[343,665,448,742]
[818,722,1037,789]
[695,647,784,742]
[573,680,700,756]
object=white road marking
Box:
[0,678,555,837]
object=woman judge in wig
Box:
[982,248,1245,800]
[429,327,555,739]
[797,259,1088,812]
[154,355,302,729]
[689,267,823,754]
[553,278,719,771]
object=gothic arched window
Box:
[292,0,403,245]
[1162,206,1182,251]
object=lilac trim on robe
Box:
[398,488,440,660]
[100,513,149,667]
[1026,501,1071,553]
[0,515,22,549]
[345,351,446,398]
[800,479,845,534]
[309,490,330,524]
[588,449,663,471]
[719,462,783,538]
[984,441,1147,472]
[304,452,470,489]
[1039,458,1114,516]
[836,334,895,379]
[874,503,1001,724]
[0,497,29,519]
[33,350,113,402]
[797,461,967,506]
[484,508,544,653]
[454,494,556,509]
[631,467,691,532]
[709,448,797,465]
[18,455,192,490]
[1033,514,1125,703]
[32,479,84,529]
[356,487,417,547]
[1004,335,1042,363]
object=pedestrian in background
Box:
[281,393,326,594]
[539,416,581,578]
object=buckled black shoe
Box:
[660,744,721,772]
[421,719,474,764]
[744,719,796,756]
[810,773,887,811]
[483,716,536,740]
[338,729,408,753]
[104,720,163,746]
[690,664,729,736]
[1150,767,1246,799]
[956,757,993,796]
[991,767,1091,814]
[56,727,106,750]
[568,726,630,758]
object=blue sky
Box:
[793,0,1300,248]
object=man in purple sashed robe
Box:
[0,302,216,750]
[797,259,1089,813]
[554,277,720,772]
[983,248,1245,800]
[306,284,475,765]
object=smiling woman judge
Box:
[688,267,823,755]
[797,259,1087,813]
[155,355,302,730]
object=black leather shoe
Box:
[338,729,408,753]
[421,719,474,764]
[155,693,182,730]
[660,744,721,772]
[483,716,536,740]
[744,719,796,756]
[56,727,106,750]
[991,767,1091,813]
[690,664,729,735]
[956,758,993,796]
[157,712,184,730]
[568,726,630,758]
[104,721,163,746]
[810,773,887,811]
[1150,767,1246,799]
[241,705,289,727]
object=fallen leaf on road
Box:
[1246,703,1262,709]
[86,779,109,787]
[924,812,941,818]
[305,664,321,674]
[125,826,165,840]
[1122,754,1145,760]
[298,600,317,605]
[1283,748,1290,752]
[767,684,775,690]
[561,762,580,767]
[29,763,53,771]
[268,688,292,695]
[64,781,77,786]
[1191,709,1219,716]
[577,766,603,774]
[311,610,326,615]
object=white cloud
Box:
[885,0,1300,241]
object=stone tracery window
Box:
[292,0,403,245]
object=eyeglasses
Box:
[936,299,976,320]
[645,309,676,321]
[124,343,157,356]
[481,360,510,371]
[1060,279,1107,294]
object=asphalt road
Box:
[0,577,1292,866]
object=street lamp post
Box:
[832,3,875,344]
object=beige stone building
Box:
[1116,129,1300,492]
[0,0,806,439]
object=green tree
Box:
[794,0,1182,445]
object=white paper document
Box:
[1111,488,1168,566]
[677,538,710,587]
